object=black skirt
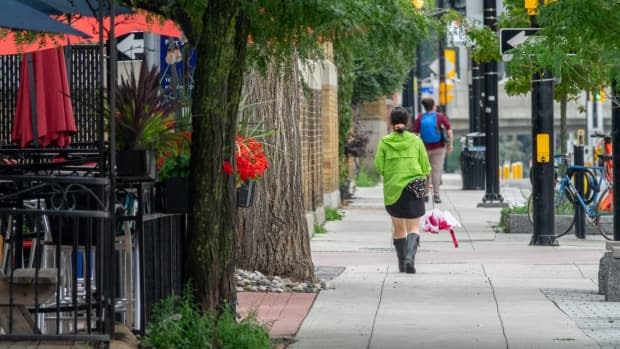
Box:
[385,187,425,219]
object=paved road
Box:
[290,174,612,349]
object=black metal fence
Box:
[0,46,102,148]
[140,213,185,333]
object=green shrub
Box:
[217,310,271,349]
[142,284,271,349]
[314,224,327,234]
[325,207,343,221]
[356,169,379,187]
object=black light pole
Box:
[437,0,447,113]
[479,0,504,205]
[416,46,423,115]
[529,0,557,246]
[471,60,482,132]
[612,81,620,241]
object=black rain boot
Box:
[393,238,407,272]
[404,233,420,274]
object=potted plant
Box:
[157,132,191,212]
[113,64,182,180]
[223,115,270,208]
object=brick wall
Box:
[321,85,338,194]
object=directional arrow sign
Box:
[500,28,539,61]
[117,33,144,60]
[429,49,456,78]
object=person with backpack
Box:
[412,98,453,204]
[375,107,431,274]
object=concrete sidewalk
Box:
[290,174,616,349]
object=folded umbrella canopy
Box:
[12,47,77,148]
[1,0,90,37]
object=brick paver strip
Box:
[269,293,316,337]
[257,292,290,324]
[237,292,317,338]
[237,292,264,316]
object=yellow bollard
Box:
[511,162,523,180]
[502,163,511,180]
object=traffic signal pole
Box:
[437,0,447,113]
[529,0,558,246]
[479,0,504,206]
[471,61,483,132]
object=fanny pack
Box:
[406,178,426,199]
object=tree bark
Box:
[236,59,314,282]
[186,0,248,311]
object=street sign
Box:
[499,28,539,61]
[117,33,144,61]
[420,86,434,95]
[429,48,456,78]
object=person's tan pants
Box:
[425,147,446,197]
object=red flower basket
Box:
[223,134,269,184]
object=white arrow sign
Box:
[117,33,144,60]
[500,28,540,61]
[506,31,529,48]
[429,58,455,77]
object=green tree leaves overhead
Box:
[497,0,620,97]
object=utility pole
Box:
[479,0,504,206]
[437,0,447,113]
[471,60,482,132]
[416,46,423,115]
[612,81,620,241]
[529,0,557,245]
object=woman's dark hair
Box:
[390,107,409,133]
[421,98,435,112]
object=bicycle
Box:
[527,154,613,239]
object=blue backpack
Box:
[419,112,441,144]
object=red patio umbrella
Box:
[12,47,77,148]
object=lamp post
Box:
[479,0,504,206]
[437,0,447,113]
[528,0,557,246]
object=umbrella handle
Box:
[449,229,458,248]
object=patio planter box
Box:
[504,213,608,235]
[157,176,189,213]
[117,150,156,180]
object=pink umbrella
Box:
[12,47,77,148]
[422,208,460,248]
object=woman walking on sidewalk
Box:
[374,107,431,273]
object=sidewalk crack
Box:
[482,264,509,349]
[367,265,389,349]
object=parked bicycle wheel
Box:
[593,186,614,240]
[577,169,598,204]
[527,185,576,238]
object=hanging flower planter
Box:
[236,180,256,208]
[223,133,269,208]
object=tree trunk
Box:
[560,94,568,156]
[186,0,248,311]
[236,59,315,282]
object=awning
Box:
[1,0,90,37]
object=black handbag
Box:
[406,178,426,199]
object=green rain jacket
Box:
[374,131,431,205]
